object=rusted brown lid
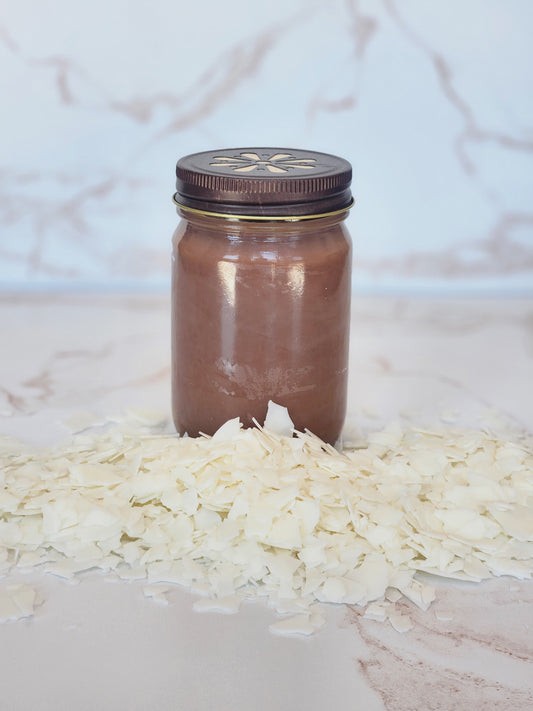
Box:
[175,147,352,217]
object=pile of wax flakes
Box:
[0,403,532,635]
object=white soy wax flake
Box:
[485,558,533,579]
[1,404,533,635]
[143,585,171,605]
[316,577,347,604]
[490,506,533,541]
[269,611,326,636]
[364,602,388,622]
[116,566,147,581]
[17,551,45,568]
[211,418,242,442]
[181,489,199,516]
[385,588,402,603]
[389,613,413,633]
[399,580,436,612]
[268,596,312,615]
[189,582,212,597]
[347,557,393,604]
[193,596,241,614]
[0,583,37,622]
[266,516,302,550]
[45,559,92,581]
[263,401,294,437]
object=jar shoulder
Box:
[173,218,352,266]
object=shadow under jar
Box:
[171,147,353,445]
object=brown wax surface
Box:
[171,214,352,444]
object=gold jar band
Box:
[172,194,354,222]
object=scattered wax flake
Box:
[462,556,490,581]
[0,583,37,622]
[389,613,413,633]
[414,581,436,610]
[188,582,212,597]
[263,401,294,437]
[269,612,325,636]
[364,602,388,622]
[147,560,202,587]
[484,558,533,579]
[211,418,242,442]
[385,588,402,603]
[17,551,50,569]
[292,500,320,535]
[45,560,95,581]
[181,489,199,516]
[393,577,435,611]
[0,492,20,514]
[69,463,126,487]
[143,585,171,605]
[0,405,532,635]
[265,550,301,580]
[370,504,404,527]
[194,507,221,530]
[317,577,347,604]
[268,596,312,615]
[435,510,500,541]
[490,506,533,541]
[116,566,147,581]
[298,542,327,568]
[266,515,302,550]
[193,596,241,614]
[346,557,393,604]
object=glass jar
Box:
[171,148,353,445]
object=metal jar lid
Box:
[174,147,353,219]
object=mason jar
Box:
[171,148,353,445]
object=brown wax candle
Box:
[171,148,353,444]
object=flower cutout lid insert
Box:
[175,147,353,218]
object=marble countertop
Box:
[1,293,532,710]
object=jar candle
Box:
[171,148,353,445]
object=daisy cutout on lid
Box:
[209,151,317,173]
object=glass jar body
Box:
[171,211,352,444]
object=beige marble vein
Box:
[0,293,532,708]
[0,293,531,437]
[307,0,377,122]
[0,170,146,279]
[0,0,531,289]
[383,0,533,177]
[0,23,104,108]
[154,10,311,140]
[347,579,533,710]
[2,6,307,133]
[355,211,533,279]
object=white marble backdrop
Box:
[0,0,532,293]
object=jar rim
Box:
[172,194,354,222]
